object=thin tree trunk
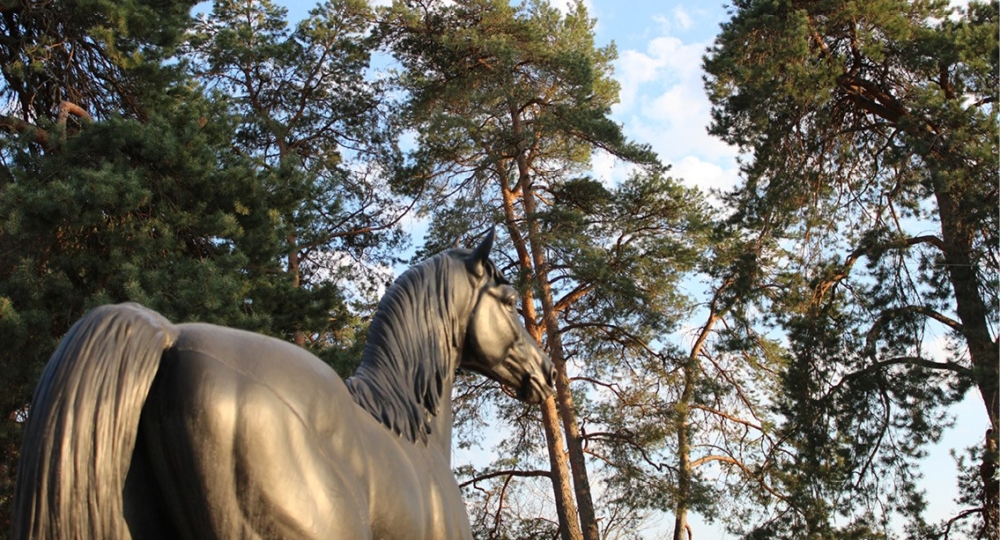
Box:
[673,309,721,540]
[672,358,695,540]
[982,430,999,540]
[521,181,600,540]
[287,233,306,347]
[500,188,583,540]
[278,135,306,348]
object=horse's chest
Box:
[363,447,472,540]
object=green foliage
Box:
[188,0,408,320]
[704,0,999,536]
[382,0,658,210]
[0,88,330,534]
[0,0,195,121]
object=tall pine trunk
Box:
[501,187,583,540]
[934,178,999,536]
[521,181,600,540]
[541,376,585,540]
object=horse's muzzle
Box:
[517,352,556,404]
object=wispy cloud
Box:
[550,0,595,16]
[672,6,693,30]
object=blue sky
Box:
[585,0,741,199]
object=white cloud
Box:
[650,6,693,35]
[672,6,693,31]
[670,155,740,200]
[591,149,639,186]
[646,82,702,124]
[615,49,664,111]
[611,20,740,193]
[652,15,671,34]
[614,35,703,114]
[550,0,594,16]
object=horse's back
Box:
[135,323,372,539]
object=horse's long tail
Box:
[12,303,178,540]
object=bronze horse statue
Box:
[12,230,555,539]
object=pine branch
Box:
[812,234,948,307]
[689,404,763,431]
[458,469,552,488]
[864,305,965,358]
[0,101,92,150]
[836,356,974,389]
[0,114,49,146]
[941,507,985,540]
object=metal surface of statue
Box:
[12,230,555,540]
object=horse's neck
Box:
[346,282,464,456]
[428,379,456,461]
[365,338,457,456]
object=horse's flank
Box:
[137,319,469,539]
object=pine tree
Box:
[382,0,711,537]
[704,0,998,535]
[0,87,316,536]
[0,0,195,129]
[186,0,409,353]
[0,0,201,529]
[0,0,390,529]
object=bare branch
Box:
[690,404,763,431]
[553,282,592,314]
[582,431,671,473]
[812,235,948,307]
[834,356,974,392]
[0,114,50,146]
[689,454,742,469]
[56,101,92,127]
[689,447,790,504]
[942,507,984,540]
[864,305,965,357]
[1,101,91,150]
[458,469,552,488]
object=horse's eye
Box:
[503,292,518,308]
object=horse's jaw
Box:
[462,350,556,405]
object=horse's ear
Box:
[468,227,495,278]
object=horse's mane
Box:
[345,250,482,444]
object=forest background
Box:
[0,0,995,539]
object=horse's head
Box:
[459,230,556,404]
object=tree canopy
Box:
[0,0,405,528]
[704,0,998,536]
